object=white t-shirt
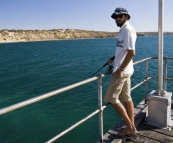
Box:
[112,21,136,74]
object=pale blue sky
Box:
[0,0,172,32]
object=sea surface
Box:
[0,35,173,143]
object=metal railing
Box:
[0,57,173,143]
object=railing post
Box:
[98,75,103,143]
[163,57,168,91]
[145,59,148,104]
[157,0,164,96]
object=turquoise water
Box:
[0,35,173,143]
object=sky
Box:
[0,0,173,32]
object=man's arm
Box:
[120,50,135,69]
[114,50,135,78]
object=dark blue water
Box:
[0,35,173,143]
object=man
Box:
[104,7,137,137]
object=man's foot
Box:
[118,127,137,135]
[117,128,138,140]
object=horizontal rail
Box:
[46,105,107,143]
[167,78,173,80]
[164,57,173,60]
[0,73,109,115]
[133,57,173,66]
[131,76,156,91]
[0,76,98,115]
[133,57,154,65]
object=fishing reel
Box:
[107,65,113,73]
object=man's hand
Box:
[113,69,122,78]
[107,56,115,64]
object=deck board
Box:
[137,126,173,143]
[138,123,173,137]
[99,100,173,143]
[111,133,162,143]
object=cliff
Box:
[0,29,172,43]
[0,29,118,43]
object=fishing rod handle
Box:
[110,56,115,61]
[104,56,115,67]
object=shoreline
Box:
[0,29,172,44]
[0,37,117,44]
[0,34,173,44]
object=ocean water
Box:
[0,35,173,143]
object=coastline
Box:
[0,37,117,44]
[0,29,118,44]
[1,34,173,44]
[0,29,173,44]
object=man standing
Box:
[104,7,137,137]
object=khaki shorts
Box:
[104,73,132,104]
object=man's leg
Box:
[117,74,136,131]
[124,101,134,125]
[111,102,136,134]
[104,74,136,134]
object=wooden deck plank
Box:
[113,135,162,143]
[137,126,173,143]
[101,133,119,143]
[139,123,173,137]
[104,131,162,143]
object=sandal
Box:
[117,128,139,140]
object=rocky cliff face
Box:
[0,29,172,43]
[0,29,118,43]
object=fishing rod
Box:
[69,62,108,96]
[89,62,108,78]
[89,56,115,78]
[69,57,115,96]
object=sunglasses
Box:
[114,14,124,19]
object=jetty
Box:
[100,100,173,143]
